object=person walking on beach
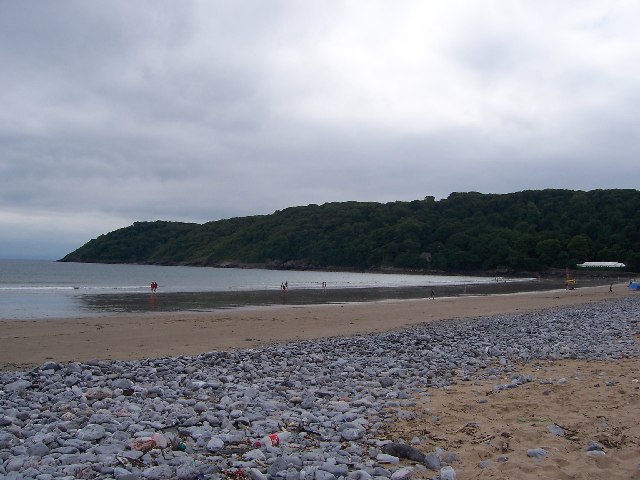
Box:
[430,289,435,299]
[150,281,157,293]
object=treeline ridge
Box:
[60,189,640,273]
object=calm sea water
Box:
[0,259,526,319]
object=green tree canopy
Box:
[61,189,640,273]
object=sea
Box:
[0,259,534,320]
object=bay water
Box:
[0,259,528,320]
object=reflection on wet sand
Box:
[76,277,613,315]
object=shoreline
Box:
[1,275,623,321]
[0,282,635,371]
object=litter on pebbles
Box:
[0,297,638,479]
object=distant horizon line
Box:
[0,256,59,262]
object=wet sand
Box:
[47,276,618,316]
[0,282,634,371]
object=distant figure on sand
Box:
[430,289,435,299]
[609,283,613,293]
[150,281,157,293]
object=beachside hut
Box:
[576,261,626,268]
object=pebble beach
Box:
[1,286,639,479]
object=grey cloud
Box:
[1,1,638,259]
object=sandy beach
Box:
[382,357,640,479]
[1,283,638,478]
[0,283,634,370]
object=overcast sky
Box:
[1,1,639,259]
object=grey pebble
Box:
[382,443,425,462]
[0,297,638,479]
[76,424,106,441]
[547,424,566,436]
[315,470,337,480]
[247,467,269,480]
[527,448,548,459]
[206,437,225,451]
[114,468,139,480]
[142,464,174,479]
[423,452,441,470]
[390,466,414,480]
[586,450,606,457]
[440,465,457,480]
[267,457,289,476]
[376,453,400,464]
[28,441,50,457]
[586,441,605,452]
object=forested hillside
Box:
[61,189,640,273]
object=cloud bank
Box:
[1,1,638,258]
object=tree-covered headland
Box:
[61,189,640,273]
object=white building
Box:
[576,261,626,268]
